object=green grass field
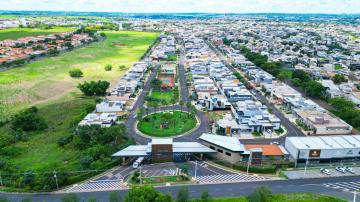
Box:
[0,27,75,41]
[0,30,159,123]
[138,111,197,137]
[0,31,159,173]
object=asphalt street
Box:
[2,176,359,201]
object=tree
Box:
[100,32,106,37]
[125,186,170,202]
[332,74,347,84]
[78,80,110,96]
[179,100,185,113]
[303,80,326,98]
[119,65,127,70]
[12,107,47,132]
[105,64,113,71]
[69,69,83,78]
[151,79,162,91]
[61,193,79,202]
[109,191,122,202]
[137,107,145,121]
[176,187,189,202]
[200,189,210,202]
[64,41,74,50]
[291,78,302,87]
[0,197,10,202]
[246,186,271,202]
[292,70,310,82]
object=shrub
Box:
[105,64,112,71]
[77,80,110,96]
[69,69,83,78]
[11,107,47,132]
[57,135,73,147]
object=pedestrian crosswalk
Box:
[66,179,127,192]
[196,174,269,184]
[323,181,360,192]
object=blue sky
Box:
[1,0,360,14]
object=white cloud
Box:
[0,0,359,14]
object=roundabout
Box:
[137,110,198,137]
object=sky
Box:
[0,0,360,14]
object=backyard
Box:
[138,111,197,137]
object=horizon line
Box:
[1,10,360,15]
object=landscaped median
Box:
[128,171,191,186]
[137,110,197,137]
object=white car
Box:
[335,166,346,173]
[345,166,354,174]
[270,141,280,145]
[320,168,331,175]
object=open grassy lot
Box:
[138,111,197,137]
[207,193,345,202]
[0,30,159,122]
[0,27,75,41]
[146,87,179,107]
[0,31,159,174]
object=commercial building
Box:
[285,135,360,164]
[199,133,288,164]
[293,109,353,135]
[112,138,215,163]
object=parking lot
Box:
[284,166,360,179]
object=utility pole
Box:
[247,152,252,175]
[53,170,59,190]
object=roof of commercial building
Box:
[199,133,245,152]
[112,140,215,157]
[244,145,287,156]
[112,145,148,157]
[286,135,360,150]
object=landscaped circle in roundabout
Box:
[137,110,198,137]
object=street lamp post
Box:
[194,160,197,180]
[304,155,309,176]
[353,191,357,202]
[247,152,252,175]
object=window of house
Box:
[210,146,215,150]
[225,152,232,156]
[217,149,223,153]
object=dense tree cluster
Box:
[291,70,326,98]
[330,97,360,129]
[240,46,282,77]
[11,106,47,132]
[77,80,110,96]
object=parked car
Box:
[335,166,346,173]
[320,168,331,175]
[345,166,355,174]
[270,141,280,145]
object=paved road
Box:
[2,176,359,201]
[125,48,210,144]
[178,47,190,102]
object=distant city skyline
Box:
[1,0,360,14]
